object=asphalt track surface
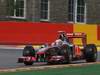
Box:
[0,48,100,69]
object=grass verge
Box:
[0,64,100,75]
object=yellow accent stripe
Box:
[74,24,100,45]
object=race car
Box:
[18,31,97,65]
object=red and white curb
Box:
[0,62,100,73]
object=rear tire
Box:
[84,44,97,62]
[23,45,35,56]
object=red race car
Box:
[18,31,97,65]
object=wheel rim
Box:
[94,52,97,60]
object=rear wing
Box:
[67,33,87,46]
[66,33,86,38]
[58,31,87,46]
[58,31,86,38]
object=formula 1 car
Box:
[18,31,97,65]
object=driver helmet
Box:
[55,39,63,46]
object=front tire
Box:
[23,45,35,56]
[84,44,97,62]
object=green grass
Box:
[0,64,100,75]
